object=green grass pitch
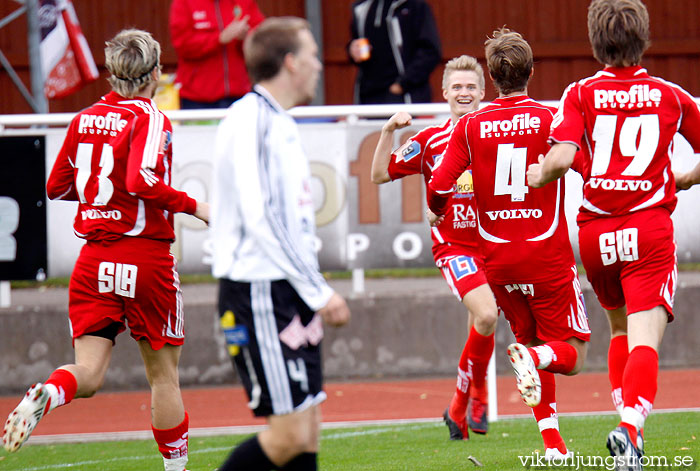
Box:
[1,412,697,470]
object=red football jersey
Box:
[47,91,196,242]
[428,95,575,284]
[549,66,700,224]
[388,119,479,261]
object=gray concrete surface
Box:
[1,273,699,394]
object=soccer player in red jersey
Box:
[527,0,700,466]
[371,55,498,440]
[428,29,591,460]
[2,29,208,471]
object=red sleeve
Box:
[427,118,471,215]
[570,149,590,178]
[125,114,197,215]
[47,118,79,201]
[387,130,427,180]
[246,0,265,28]
[549,82,585,150]
[169,0,221,61]
[677,89,700,153]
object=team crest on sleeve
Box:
[160,130,172,153]
[396,140,421,162]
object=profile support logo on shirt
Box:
[78,112,127,135]
[594,84,661,109]
[480,113,541,138]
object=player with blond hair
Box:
[372,54,498,440]
[2,29,208,471]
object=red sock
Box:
[44,369,78,411]
[608,335,629,413]
[532,371,566,452]
[152,412,189,460]
[449,338,471,422]
[465,327,494,403]
[528,341,577,374]
[620,346,658,446]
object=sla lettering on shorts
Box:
[505,283,535,296]
[599,228,639,266]
[97,261,137,298]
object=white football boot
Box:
[506,343,542,407]
[2,383,51,452]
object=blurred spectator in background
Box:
[169,0,264,109]
[348,0,441,104]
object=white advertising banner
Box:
[43,117,700,277]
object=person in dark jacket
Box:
[349,0,442,104]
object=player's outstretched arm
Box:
[317,291,350,327]
[527,143,576,188]
[193,200,209,224]
[674,164,700,191]
[371,111,412,184]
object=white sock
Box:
[532,345,555,369]
[163,455,188,471]
[42,383,65,412]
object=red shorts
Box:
[490,265,591,345]
[69,237,184,350]
[436,254,488,301]
[578,208,677,320]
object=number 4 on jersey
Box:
[494,143,529,202]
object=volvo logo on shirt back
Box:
[480,113,541,138]
[594,84,662,109]
[78,112,127,135]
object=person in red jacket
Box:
[169,0,265,109]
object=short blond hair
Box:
[442,55,485,90]
[588,0,650,66]
[105,29,161,98]
[485,28,533,95]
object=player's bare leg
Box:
[139,341,189,471]
[445,285,497,439]
[260,405,320,467]
[3,336,111,452]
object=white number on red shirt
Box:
[75,142,115,206]
[494,143,529,202]
[591,114,660,177]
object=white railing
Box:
[0,103,453,130]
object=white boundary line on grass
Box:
[17,423,445,471]
[12,409,700,471]
[24,407,700,446]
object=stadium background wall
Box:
[1,275,700,394]
[1,0,699,114]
